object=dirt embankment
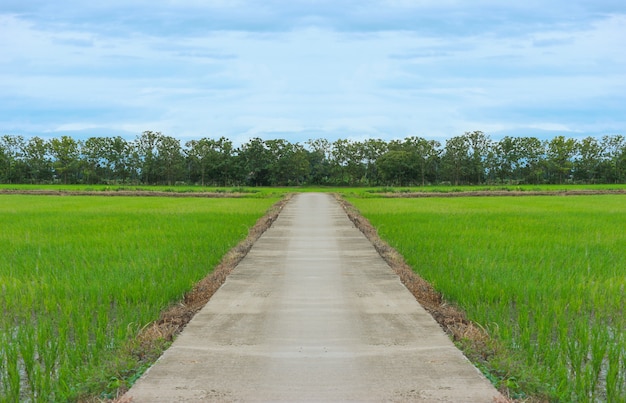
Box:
[0,189,252,198]
[373,189,626,198]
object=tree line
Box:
[1,131,625,186]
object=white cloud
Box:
[1,3,625,143]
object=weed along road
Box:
[125,193,501,402]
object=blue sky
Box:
[1,1,625,145]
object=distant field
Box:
[2,183,626,197]
[0,195,278,401]
[0,184,287,197]
[348,195,626,401]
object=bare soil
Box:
[374,189,626,198]
[0,189,253,198]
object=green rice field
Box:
[348,194,626,401]
[0,195,278,401]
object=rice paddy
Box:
[3,188,625,401]
[0,195,278,401]
[348,195,626,401]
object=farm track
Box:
[123,193,503,402]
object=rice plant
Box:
[349,195,626,401]
[0,195,278,401]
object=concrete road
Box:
[125,193,501,402]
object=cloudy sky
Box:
[1,1,625,145]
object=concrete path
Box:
[125,193,501,402]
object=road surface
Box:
[125,193,501,402]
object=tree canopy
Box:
[1,131,625,186]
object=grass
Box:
[3,183,626,198]
[0,184,289,198]
[357,183,626,196]
[0,195,279,401]
[347,195,626,401]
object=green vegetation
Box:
[348,195,626,401]
[0,183,287,197]
[2,131,625,186]
[359,183,626,194]
[0,195,278,401]
[2,183,626,198]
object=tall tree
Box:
[49,136,80,184]
[186,137,237,186]
[238,138,272,186]
[376,150,413,186]
[330,139,365,185]
[600,135,626,183]
[106,136,132,183]
[402,136,441,186]
[441,135,470,185]
[574,137,604,183]
[157,135,184,185]
[465,131,491,184]
[134,131,162,185]
[517,137,546,184]
[306,138,332,185]
[23,137,53,183]
[361,138,388,185]
[82,137,109,184]
[0,135,26,183]
[546,136,577,184]
[494,136,521,183]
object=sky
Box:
[1,1,625,146]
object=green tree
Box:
[23,137,53,183]
[186,137,237,186]
[264,139,310,186]
[465,131,491,184]
[574,137,604,183]
[494,136,521,183]
[106,136,132,183]
[441,135,470,185]
[49,136,80,184]
[306,138,332,185]
[377,150,413,186]
[157,135,185,185]
[82,137,109,184]
[330,139,365,185]
[361,139,388,185]
[0,135,26,183]
[546,136,577,184]
[517,137,546,184]
[134,131,162,185]
[600,135,626,183]
[238,138,272,186]
[402,136,441,186]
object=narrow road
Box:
[125,193,501,402]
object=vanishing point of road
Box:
[125,193,502,402]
